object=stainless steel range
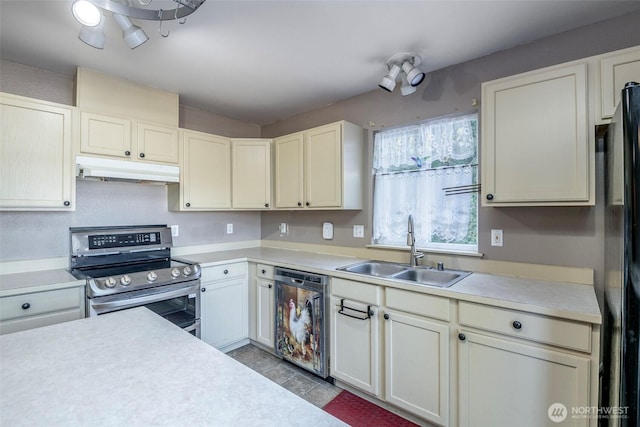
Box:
[69,225,201,337]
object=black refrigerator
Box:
[604,81,640,427]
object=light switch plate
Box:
[226,224,233,234]
[170,225,179,237]
[279,223,288,234]
[322,222,334,240]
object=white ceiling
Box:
[1,1,639,126]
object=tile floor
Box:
[227,344,342,408]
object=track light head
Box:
[402,61,426,87]
[113,14,148,49]
[378,64,401,92]
[72,0,101,27]
[400,74,416,96]
[78,16,106,49]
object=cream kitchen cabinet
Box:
[200,262,249,352]
[457,301,594,427]
[597,45,640,121]
[0,286,85,335]
[330,278,382,397]
[481,61,594,206]
[384,288,450,426]
[274,121,363,209]
[168,129,231,210]
[1,93,75,210]
[232,139,272,209]
[80,111,179,164]
[255,263,275,349]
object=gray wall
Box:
[260,11,640,281]
[0,61,262,261]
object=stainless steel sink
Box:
[337,260,471,288]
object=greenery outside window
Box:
[372,113,478,253]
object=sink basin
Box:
[340,261,407,277]
[337,260,471,288]
[391,268,470,288]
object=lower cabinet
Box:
[457,331,590,427]
[0,286,85,334]
[200,262,248,351]
[384,308,449,425]
[255,263,275,349]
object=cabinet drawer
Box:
[202,263,247,281]
[256,263,274,280]
[0,287,84,322]
[0,310,84,335]
[385,288,450,321]
[331,278,381,305]
[458,301,591,352]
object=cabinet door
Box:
[181,130,231,209]
[80,112,132,158]
[256,278,274,348]
[458,331,590,427]
[274,132,304,208]
[136,122,178,164]
[201,277,248,349]
[305,122,342,208]
[232,139,272,209]
[482,62,591,205]
[599,46,640,120]
[1,94,74,210]
[384,309,449,425]
[330,297,381,396]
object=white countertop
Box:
[0,246,602,324]
[0,307,346,427]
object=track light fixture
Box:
[71,0,206,50]
[379,52,426,96]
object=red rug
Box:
[323,390,419,427]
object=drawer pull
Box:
[201,287,206,292]
[512,320,522,330]
[223,269,229,275]
[268,284,272,289]
[458,333,466,341]
[338,299,372,320]
[21,303,31,310]
[261,269,266,274]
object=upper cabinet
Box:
[168,129,231,211]
[232,139,272,209]
[274,121,363,210]
[0,93,75,211]
[80,112,178,164]
[481,61,594,206]
[596,45,640,122]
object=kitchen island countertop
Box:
[0,307,346,427]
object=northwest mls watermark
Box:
[548,403,629,423]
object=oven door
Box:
[88,280,201,338]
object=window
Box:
[372,113,478,253]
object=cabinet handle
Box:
[383,313,390,320]
[297,202,302,207]
[486,193,494,200]
[186,203,191,207]
[268,284,272,289]
[305,202,310,206]
[338,299,372,320]
[458,333,466,341]
[264,203,269,208]
[124,150,131,156]
[512,320,522,330]
[224,269,229,274]
[201,287,206,292]
[21,303,31,310]
[139,152,145,158]
[63,201,70,207]
[261,269,266,274]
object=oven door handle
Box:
[90,286,197,313]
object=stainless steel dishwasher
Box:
[274,267,330,379]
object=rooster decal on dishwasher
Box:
[288,298,312,356]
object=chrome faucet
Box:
[407,215,424,266]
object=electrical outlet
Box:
[491,229,503,247]
[170,225,179,237]
[279,223,288,234]
[226,223,233,234]
[353,225,364,238]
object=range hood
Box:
[76,156,179,183]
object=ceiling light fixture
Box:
[379,52,427,96]
[71,0,206,50]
